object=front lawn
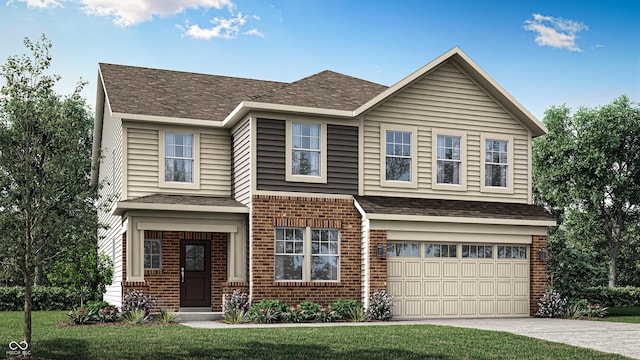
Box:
[0,312,627,359]
[603,307,640,324]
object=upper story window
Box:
[285,121,327,183]
[165,133,194,182]
[436,135,461,184]
[159,130,200,189]
[480,133,514,193]
[432,129,466,191]
[380,124,418,188]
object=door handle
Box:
[181,267,185,283]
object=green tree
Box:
[0,35,103,352]
[533,96,640,288]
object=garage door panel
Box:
[497,263,512,278]
[461,300,476,315]
[392,299,403,317]
[424,280,440,296]
[387,280,402,297]
[514,281,529,296]
[497,281,511,296]
[461,281,476,296]
[497,300,512,315]
[443,300,458,316]
[479,300,495,315]
[514,299,529,315]
[404,300,422,317]
[404,261,422,277]
[423,262,440,277]
[443,281,459,296]
[404,281,421,297]
[424,300,440,316]
[387,261,402,277]
[514,263,529,278]
[443,262,458,277]
[461,262,476,278]
[478,281,494,296]
[479,263,494,278]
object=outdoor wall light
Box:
[538,248,548,261]
[376,244,385,257]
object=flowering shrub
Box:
[282,305,304,323]
[315,306,335,323]
[223,289,250,313]
[248,299,288,323]
[536,288,567,318]
[122,289,157,317]
[367,289,393,320]
[67,307,96,325]
[95,306,121,323]
[585,303,608,318]
[298,301,321,321]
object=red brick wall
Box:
[251,195,361,306]
[530,235,548,316]
[122,231,230,311]
[368,229,387,296]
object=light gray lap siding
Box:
[256,118,358,195]
[232,119,251,206]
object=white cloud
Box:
[6,0,62,9]
[79,0,235,27]
[523,13,588,52]
[178,12,261,40]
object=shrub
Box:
[67,307,96,325]
[346,306,367,322]
[223,290,250,313]
[298,301,321,322]
[282,305,304,323]
[0,286,80,311]
[156,309,179,323]
[580,286,640,307]
[122,308,150,325]
[536,288,567,318]
[563,299,588,319]
[367,289,393,320]
[94,306,121,323]
[315,306,335,323]
[248,299,288,323]
[122,289,157,316]
[330,299,362,320]
[86,301,111,312]
[585,303,608,318]
[223,308,248,324]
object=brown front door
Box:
[180,240,211,307]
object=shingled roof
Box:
[99,64,387,122]
[354,196,553,222]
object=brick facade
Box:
[122,230,232,311]
[250,195,362,306]
[530,235,548,316]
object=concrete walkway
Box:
[181,318,640,359]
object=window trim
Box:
[431,128,467,191]
[274,227,340,282]
[480,133,514,194]
[158,130,200,189]
[285,121,328,184]
[144,238,162,270]
[380,124,418,188]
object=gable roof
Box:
[354,47,547,136]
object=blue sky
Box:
[1,0,638,121]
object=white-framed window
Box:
[285,121,327,183]
[144,238,162,270]
[275,227,339,281]
[462,244,493,259]
[432,129,466,191]
[480,133,514,193]
[380,124,418,188]
[386,243,420,257]
[425,243,457,258]
[497,245,527,259]
[159,130,200,189]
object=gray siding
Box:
[256,119,358,195]
[232,119,252,206]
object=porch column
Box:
[228,231,247,282]
[125,220,145,282]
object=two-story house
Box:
[91,47,554,319]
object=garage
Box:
[387,242,530,318]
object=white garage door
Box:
[387,242,529,318]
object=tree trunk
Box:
[24,228,32,357]
[608,253,617,288]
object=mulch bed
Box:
[56,321,180,328]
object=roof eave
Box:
[222,101,355,128]
[90,66,107,186]
[114,200,249,216]
[364,213,556,227]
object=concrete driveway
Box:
[182,317,640,359]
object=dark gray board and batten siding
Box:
[256,119,358,195]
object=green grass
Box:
[602,307,640,323]
[0,311,628,360]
